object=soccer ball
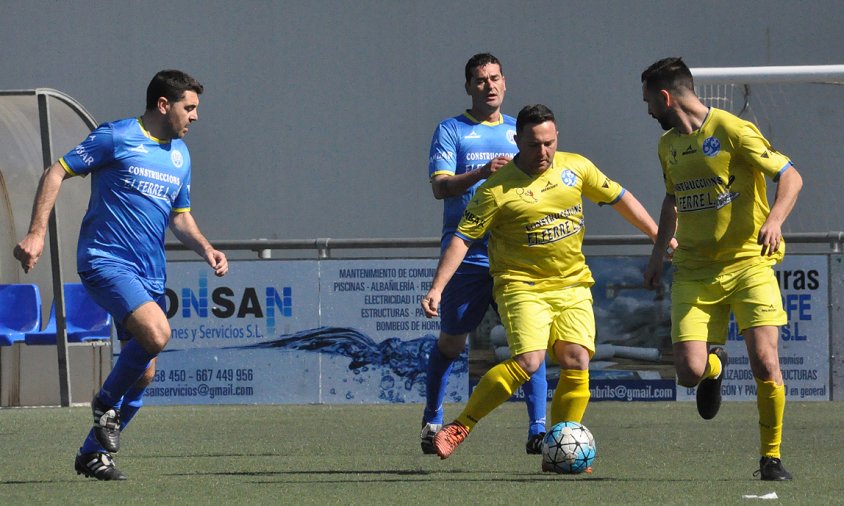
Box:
[541,421,596,474]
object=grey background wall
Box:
[1,0,842,245]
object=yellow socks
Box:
[550,369,590,425]
[702,352,723,381]
[455,359,529,431]
[756,378,785,458]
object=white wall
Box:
[1,0,842,246]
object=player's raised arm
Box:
[430,155,510,200]
[13,161,73,273]
[421,235,471,318]
[609,190,660,241]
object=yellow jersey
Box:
[456,151,623,286]
[658,108,793,279]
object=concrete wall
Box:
[0,343,110,407]
[0,1,842,245]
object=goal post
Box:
[689,64,844,127]
[692,64,844,85]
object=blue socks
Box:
[119,383,146,430]
[80,382,148,454]
[96,339,156,407]
[523,360,548,437]
[423,344,454,424]
[424,339,548,439]
[82,339,156,454]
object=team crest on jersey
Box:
[516,187,538,203]
[561,169,577,187]
[702,136,721,157]
[506,129,517,145]
[171,149,184,168]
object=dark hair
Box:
[465,53,502,84]
[145,70,204,111]
[641,57,694,93]
[516,104,555,133]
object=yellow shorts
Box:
[671,261,786,344]
[494,282,595,358]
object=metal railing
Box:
[166,231,844,259]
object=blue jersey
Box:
[428,112,517,266]
[60,117,192,293]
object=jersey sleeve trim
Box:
[773,162,794,182]
[454,230,479,242]
[602,188,626,206]
[430,169,455,179]
[58,157,77,176]
[172,207,191,213]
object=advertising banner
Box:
[146,261,321,405]
[147,255,829,405]
[147,259,446,405]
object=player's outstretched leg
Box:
[74,451,127,481]
[421,342,455,454]
[433,422,469,459]
[696,347,728,420]
[523,360,548,454]
[90,339,157,452]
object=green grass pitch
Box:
[1,401,842,504]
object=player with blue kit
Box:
[421,53,548,455]
[14,70,228,480]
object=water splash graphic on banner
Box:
[235,326,468,402]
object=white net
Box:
[692,65,844,137]
[689,65,844,234]
[695,82,789,128]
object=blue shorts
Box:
[79,267,165,341]
[440,263,496,335]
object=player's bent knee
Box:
[675,369,702,387]
[437,333,468,359]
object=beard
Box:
[656,115,672,131]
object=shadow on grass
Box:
[163,468,740,485]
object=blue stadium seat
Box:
[24,283,112,345]
[0,284,42,346]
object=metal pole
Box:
[37,92,72,407]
